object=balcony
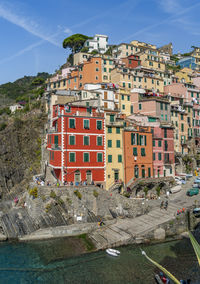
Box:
[51,144,61,150]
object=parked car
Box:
[194,179,200,183]
[186,174,193,179]
[186,188,199,196]
[192,183,200,188]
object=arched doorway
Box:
[134,165,139,178]
[141,165,145,178]
[74,171,81,183]
[86,170,92,184]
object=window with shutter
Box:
[69,152,75,162]
[116,140,120,148]
[118,155,122,163]
[84,136,89,146]
[97,136,102,146]
[141,148,146,156]
[69,136,75,145]
[97,120,102,130]
[97,153,103,162]
[133,147,137,156]
[108,140,112,147]
[108,155,112,163]
[84,120,89,129]
[69,119,75,128]
[83,153,89,162]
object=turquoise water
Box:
[0,237,199,284]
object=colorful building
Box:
[123,125,153,185]
[47,105,106,186]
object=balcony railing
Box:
[51,144,61,150]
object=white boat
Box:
[106,248,120,257]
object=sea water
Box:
[0,236,199,284]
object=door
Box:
[134,166,139,178]
[142,168,145,178]
[74,171,81,184]
[86,171,92,184]
[114,171,119,182]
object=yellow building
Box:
[130,40,157,50]
[138,52,166,72]
[110,67,164,93]
[118,89,132,116]
[112,43,141,59]
[175,68,194,84]
[191,46,200,66]
[105,112,124,190]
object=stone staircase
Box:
[89,202,183,250]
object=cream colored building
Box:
[112,43,141,59]
[175,68,194,84]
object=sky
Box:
[0,0,200,84]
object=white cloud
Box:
[0,3,60,47]
[159,0,181,14]
[64,28,72,34]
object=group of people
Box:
[160,200,168,210]
[63,180,95,186]
[177,208,185,215]
[34,176,45,186]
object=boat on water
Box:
[106,248,120,257]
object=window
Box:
[165,115,167,121]
[116,127,120,134]
[122,95,124,100]
[122,104,125,110]
[108,155,112,163]
[118,155,122,163]
[181,123,184,132]
[139,103,142,110]
[160,103,163,110]
[141,148,146,156]
[108,127,112,133]
[69,118,75,128]
[153,153,156,160]
[191,92,194,97]
[97,136,102,146]
[181,114,183,120]
[164,129,167,138]
[152,79,154,84]
[140,135,146,146]
[164,153,169,162]
[104,68,107,72]
[63,80,66,86]
[158,140,162,147]
[131,133,136,145]
[108,140,112,147]
[127,95,130,101]
[97,153,103,162]
[148,168,151,178]
[158,153,162,161]
[144,77,147,83]
[133,147,137,156]
[164,140,168,151]
[110,115,114,122]
[153,140,155,147]
[69,136,75,145]
[165,104,168,111]
[69,152,75,162]
[104,60,106,64]
[83,119,89,129]
[84,136,89,146]
[128,83,131,89]
[54,135,58,146]
[83,152,89,162]
[122,82,125,88]
[116,140,120,148]
[97,120,102,130]
[131,105,133,114]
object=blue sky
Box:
[0,0,200,84]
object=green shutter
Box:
[108,140,112,147]
[131,133,134,145]
[84,153,89,162]
[137,133,139,145]
[97,136,102,146]
[108,127,112,133]
[84,136,89,145]
[116,127,120,134]
[54,135,58,146]
[116,140,120,148]
[69,119,75,128]
[108,155,112,163]
[97,153,103,162]
[97,121,102,130]
[133,147,137,156]
[148,168,151,178]
[118,155,122,163]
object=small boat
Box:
[106,248,120,257]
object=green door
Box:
[114,172,119,182]
[142,169,145,178]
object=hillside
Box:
[0,72,50,104]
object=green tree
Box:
[90,49,99,55]
[63,34,92,53]
[31,77,45,86]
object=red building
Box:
[121,55,141,69]
[47,105,105,186]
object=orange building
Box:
[66,57,103,90]
[123,125,153,185]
